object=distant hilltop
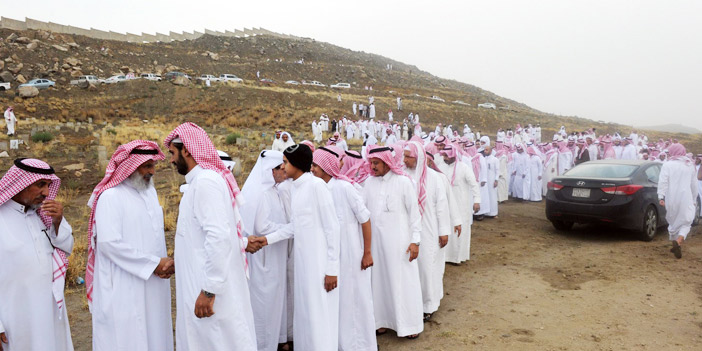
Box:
[638,123,702,135]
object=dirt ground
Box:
[62,199,702,350]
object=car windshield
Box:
[564,163,638,178]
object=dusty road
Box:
[65,200,702,350]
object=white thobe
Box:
[415,169,451,314]
[511,153,528,199]
[438,161,481,263]
[527,155,543,201]
[485,154,499,216]
[362,172,424,337]
[588,144,599,160]
[542,151,558,196]
[621,145,637,160]
[4,109,16,135]
[247,186,289,351]
[497,155,510,202]
[92,183,172,351]
[557,151,573,175]
[273,138,286,152]
[0,201,74,351]
[369,104,376,119]
[175,166,256,351]
[613,145,623,159]
[353,103,357,115]
[475,155,491,215]
[325,178,376,351]
[266,173,340,351]
[658,160,698,241]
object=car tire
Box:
[551,220,574,231]
[0,87,5,91]
[692,196,701,227]
[640,205,658,241]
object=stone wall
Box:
[0,16,305,43]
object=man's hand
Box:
[154,257,175,279]
[324,275,338,292]
[454,225,462,237]
[406,243,419,262]
[246,236,266,253]
[1,332,7,351]
[512,171,517,176]
[361,252,373,270]
[40,200,63,228]
[659,199,665,207]
[538,176,542,180]
[473,203,480,213]
[438,235,448,248]
[522,174,526,179]
[480,181,486,187]
[194,291,215,318]
[493,180,498,188]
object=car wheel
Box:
[693,196,701,227]
[640,205,658,241]
[0,87,5,91]
[551,220,574,231]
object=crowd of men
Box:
[1,115,701,350]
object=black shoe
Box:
[671,241,682,259]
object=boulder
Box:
[0,151,9,158]
[26,42,38,50]
[119,66,131,73]
[63,163,85,171]
[15,37,31,44]
[65,57,81,66]
[70,70,82,77]
[171,75,190,86]
[18,86,39,98]
[8,63,23,74]
[0,61,4,70]
[15,74,26,84]
[0,71,13,82]
[78,80,96,89]
[66,42,80,48]
[5,33,18,42]
[52,45,68,52]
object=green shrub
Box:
[225,132,242,145]
[32,131,54,143]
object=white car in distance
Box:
[140,73,162,81]
[431,95,445,102]
[330,83,351,89]
[199,74,220,82]
[219,74,243,83]
[478,102,497,109]
[453,100,470,106]
[104,75,127,84]
[285,80,301,85]
[302,80,326,87]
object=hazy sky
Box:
[3,0,701,129]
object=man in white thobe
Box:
[239,150,291,351]
[621,138,637,160]
[362,145,423,339]
[526,147,543,201]
[404,142,451,321]
[4,107,17,136]
[310,146,376,351]
[542,141,559,196]
[0,158,74,351]
[438,145,481,264]
[164,123,257,351]
[88,141,174,351]
[511,145,529,200]
[483,145,500,216]
[251,144,341,350]
[353,102,358,115]
[658,144,698,259]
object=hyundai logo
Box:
[576,181,586,186]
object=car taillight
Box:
[601,185,643,195]
[548,182,564,191]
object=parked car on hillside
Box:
[302,80,326,87]
[330,82,351,89]
[285,80,300,85]
[219,74,243,83]
[259,78,275,85]
[0,82,10,91]
[198,74,220,83]
[478,102,496,109]
[431,95,445,102]
[104,75,127,84]
[543,160,697,241]
[20,78,55,89]
[163,72,188,81]
[140,73,162,81]
[453,100,470,106]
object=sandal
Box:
[423,313,433,322]
[376,328,388,336]
[406,334,420,340]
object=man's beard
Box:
[127,171,154,192]
[174,153,189,175]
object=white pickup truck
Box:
[70,75,104,86]
[140,73,162,81]
[0,82,10,91]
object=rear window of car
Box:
[565,163,638,178]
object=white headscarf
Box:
[239,150,284,236]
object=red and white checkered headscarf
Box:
[366,144,408,177]
[312,146,354,183]
[440,145,459,185]
[0,158,68,315]
[404,141,427,215]
[164,122,248,278]
[85,140,165,304]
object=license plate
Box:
[572,188,591,198]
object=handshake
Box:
[246,236,268,254]
[154,257,175,279]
